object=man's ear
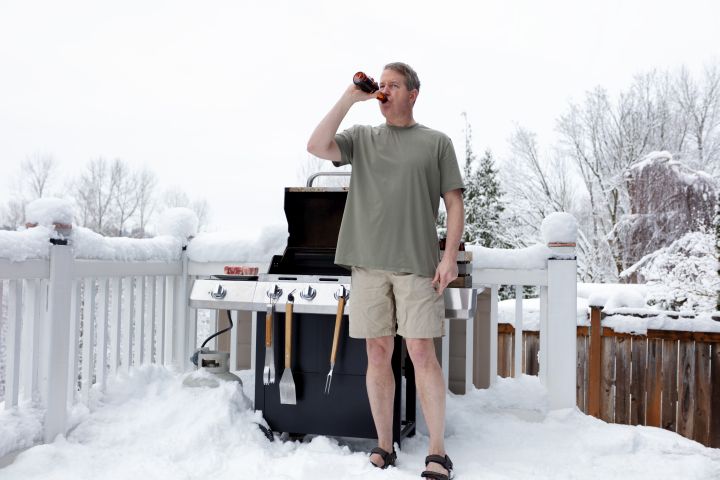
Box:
[409,89,419,105]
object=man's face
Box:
[378,69,417,118]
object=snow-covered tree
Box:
[457,113,507,247]
[620,232,718,313]
[504,62,720,281]
[716,193,720,312]
[464,150,506,247]
[612,152,716,274]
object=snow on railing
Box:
[464,212,579,410]
[0,201,199,443]
[0,202,581,446]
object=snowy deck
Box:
[1,366,718,479]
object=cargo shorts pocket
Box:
[348,267,395,338]
[393,274,445,339]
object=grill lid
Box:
[284,187,347,249]
[270,187,349,275]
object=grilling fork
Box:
[263,301,276,385]
[325,286,348,394]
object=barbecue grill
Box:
[189,173,477,445]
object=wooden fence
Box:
[497,308,720,449]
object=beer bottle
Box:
[353,72,388,103]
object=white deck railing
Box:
[0,234,578,446]
[0,242,192,443]
[469,244,578,411]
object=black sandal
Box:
[421,454,454,480]
[369,446,397,469]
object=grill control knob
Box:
[210,284,227,300]
[299,285,317,301]
[266,285,283,301]
[334,285,350,301]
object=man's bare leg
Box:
[366,336,395,467]
[406,338,448,477]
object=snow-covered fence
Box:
[0,240,191,443]
[0,204,581,446]
[462,213,578,410]
[583,306,720,447]
[0,202,200,444]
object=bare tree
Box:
[502,126,577,245]
[160,187,210,231]
[161,187,191,208]
[0,199,25,229]
[21,153,57,199]
[133,169,157,237]
[674,65,720,174]
[191,198,210,231]
[73,158,119,235]
[111,159,140,236]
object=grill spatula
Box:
[279,291,297,404]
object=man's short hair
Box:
[384,62,420,92]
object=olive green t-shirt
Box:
[333,123,464,277]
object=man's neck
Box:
[385,114,416,128]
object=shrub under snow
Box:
[621,231,717,313]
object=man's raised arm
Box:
[307,84,375,162]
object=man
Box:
[307,62,464,480]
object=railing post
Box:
[514,285,523,378]
[172,247,191,371]
[544,242,577,410]
[588,305,602,417]
[44,240,73,442]
[473,286,498,389]
[5,280,23,408]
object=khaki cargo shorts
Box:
[348,266,445,339]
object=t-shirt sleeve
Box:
[333,126,356,167]
[439,136,464,195]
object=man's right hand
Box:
[344,84,378,104]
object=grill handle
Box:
[306,172,351,187]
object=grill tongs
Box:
[264,285,283,385]
[324,285,349,394]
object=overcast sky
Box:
[1,0,718,236]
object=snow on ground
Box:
[1,365,718,480]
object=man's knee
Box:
[406,338,439,369]
[366,337,394,367]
